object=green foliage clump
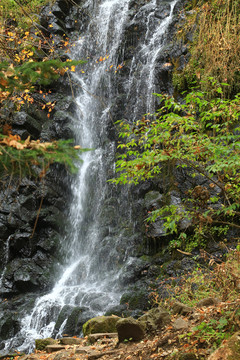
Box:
[111,85,240,249]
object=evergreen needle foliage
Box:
[0,137,89,178]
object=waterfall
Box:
[2,0,179,353]
[0,236,11,289]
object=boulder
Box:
[172,318,189,331]
[35,338,58,351]
[172,301,193,315]
[46,345,65,353]
[88,333,118,344]
[138,307,171,331]
[208,331,240,359]
[116,317,145,342]
[82,316,120,336]
[196,297,220,307]
[59,337,82,345]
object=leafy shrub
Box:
[111,85,240,249]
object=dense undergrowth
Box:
[149,246,240,357]
[173,0,240,98]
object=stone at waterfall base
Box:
[35,338,58,351]
[116,317,145,342]
[60,337,82,345]
[46,345,65,353]
[82,315,120,336]
[88,332,118,344]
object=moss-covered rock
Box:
[35,338,58,351]
[138,307,171,331]
[82,316,120,336]
[120,289,149,311]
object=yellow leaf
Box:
[71,65,76,72]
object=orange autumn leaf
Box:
[0,78,8,87]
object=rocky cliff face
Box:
[0,0,188,351]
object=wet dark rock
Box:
[9,232,34,259]
[12,108,47,140]
[1,258,53,294]
[63,307,88,336]
[53,305,94,337]
[155,5,171,19]
[104,304,129,317]
[144,191,163,210]
[0,315,20,341]
[120,286,150,311]
[0,293,37,345]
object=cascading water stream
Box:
[2,0,179,353]
[0,236,11,289]
[126,0,178,118]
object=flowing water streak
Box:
[2,0,179,353]
[0,235,11,289]
[127,0,178,118]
